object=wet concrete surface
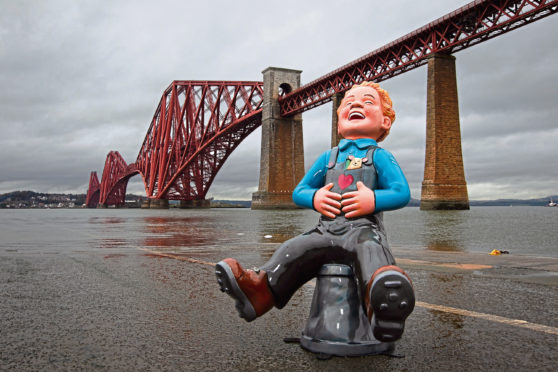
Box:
[1,245,557,371]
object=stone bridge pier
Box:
[421,53,469,210]
[252,67,304,209]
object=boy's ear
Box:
[382,116,392,131]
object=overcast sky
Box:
[1,0,557,201]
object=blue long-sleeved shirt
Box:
[292,138,410,213]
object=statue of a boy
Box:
[216,81,415,342]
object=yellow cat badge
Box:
[346,155,368,170]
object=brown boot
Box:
[215,258,274,322]
[365,265,415,342]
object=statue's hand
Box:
[313,183,342,218]
[341,181,375,218]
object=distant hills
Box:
[407,196,558,207]
[209,200,251,208]
[0,190,556,208]
[215,197,558,208]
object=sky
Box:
[1,0,557,201]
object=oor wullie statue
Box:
[216,82,415,342]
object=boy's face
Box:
[337,86,392,140]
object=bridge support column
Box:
[179,199,210,209]
[141,199,169,209]
[252,67,305,209]
[421,53,469,210]
[331,92,344,147]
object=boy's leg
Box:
[366,265,415,342]
[348,226,415,342]
[260,229,347,309]
[216,225,345,320]
[215,258,274,322]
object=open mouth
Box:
[348,112,365,121]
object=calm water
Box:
[1,206,557,258]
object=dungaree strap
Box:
[363,146,377,166]
[327,147,339,169]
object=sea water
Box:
[0,206,556,258]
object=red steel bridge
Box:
[86,0,558,208]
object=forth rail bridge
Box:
[85,0,558,210]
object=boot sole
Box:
[215,260,257,322]
[370,270,415,342]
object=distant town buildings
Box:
[0,191,146,209]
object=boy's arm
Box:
[373,148,411,212]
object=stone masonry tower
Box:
[330,92,344,147]
[252,67,305,209]
[421,53,469,210]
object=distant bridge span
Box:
[87,0,558,208]
[88,81,264,207]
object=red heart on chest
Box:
[337,174,354,190]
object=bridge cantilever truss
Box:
[85,171,100,208]
[279,0,558,116]
[86,0,558,207]
[97,151,137,206]
[135,81,264,201]
[87,81,264,207]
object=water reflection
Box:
[422,271,466,346]
[254,210,311,244]
[252,210,317,261]
[142,216,220,249]
[421,211,468,252]
[88,217,125,224]
[88,216,131,250]
[103,253,126,259]
[99,238,127,249]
